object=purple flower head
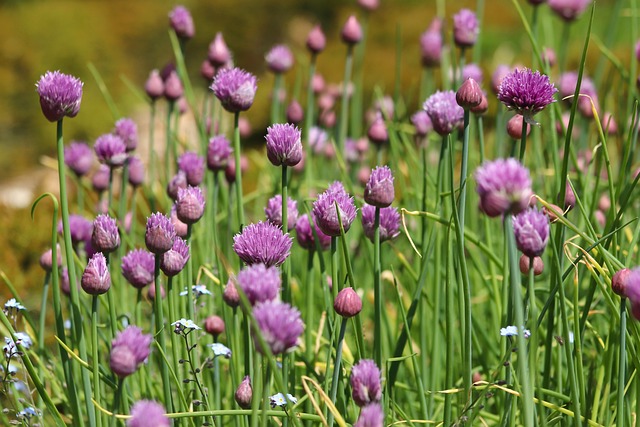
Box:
[364,166,395,208]
[307,25,326,54]
[266,45,294,74]
[462,63,484,84]
[558,71,598,117]
[612,268,632,298]
[350,359,382,406]
[367,114,388,145]
[36,71,83,122]
[453,9,479,48]
[201,59,216,82]
[207,135,233,171]
[420,20,443,67]
[342,15,363,45]
[358,0,380,11]
[233,222,292,267]
[170,205,188,238]
[312,181,358,237]
[92,214,120,253]
[164,71,183,101]
[211,67,258,113]
[64,141,93,176]
[114,118,138,152]
[423,90,465,136]
[92,165,110,193]
[167,171,188,201]
[623,268,640,305]
[122,249,155,289]
[223,277,241,308]
[95,134,127,168]
[39,245,62,272]
[59,214,93,245]
[475,158,533,217]
[110,326,152,378]
[160,237,190,277]
[411,110,433,137]
[492,64,512,94]
[265,123,303,167]
[145,69,164,100]
[265,195,299,231]
[295,214,332,251]
[127,400,170,427]
[309,126,329,154]
[355,403,384,427]
[176,186,205,224]
[81,252,111,295]
[128,156,145,187]
[169,5,194,40]
[334,287,363,318]
[512,208,550,257]
[145,213,176,254]
[361,204,401,242]
[497,68,557,123]
[235,376,253,409]
[286,99,304,125]
[252,300,304,355]
[237,263,281,306]
[208,32,231,67]
[177,152,205,186]
[548,0,591,21]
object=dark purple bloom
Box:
[265,195,299,231]
[208,32,231,67]
[64,141,93,176]
[167,171,188,201]
[169,5,194,39]
[513,208,550,257]
[176,186,205,224]
[295,214,332,251]
[350,359,382,407]
[127,400,170,427]
[92,165,110,193]
[114,118,138,152]
[95,134,127,168]
[420,18,443,67]
[145,70,164,100]
[423,90,465,136]
[623,268,640,307]
[237,263,281,306]
[211,67,258,113]
[177,152,205,186]
[252,300,304,355]
[612,268,632,298]
[411,111,433,137]
[312,181,358,237]
[164,71,184,101]
[548,0,591,21]
[59,214,93,245]
[265,123,303,167]
[207,135,233,171]
[145,213,176,254]
[307,25,326,54]
[81,252,111,295]
[341,15,363,45]
[453,9,479,48]
[497,68,557,123]
[110,326,152,378]
[266,45,294,74]
[36,71,83,122]
[361,204,401,242]
[364,166,395,208]
[475,158,533,217]
[233,222,292,267]
[128,156,145,187]
[122,249,155,289]
[92,214,120,253]
[160,237,189,277]
[355,403,384,427]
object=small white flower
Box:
[180,285,212,297]
[171,318,201,330]
[568,331,574,344]
[18,407,38,419]
[4,298,26,312]
[4,332,32,357]
[500,325,530,338]
[269,393,297,408]
[208,343,232,359]
[64,319,72,330]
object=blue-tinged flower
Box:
[17,407,39,420]
[127,400,170,427]
[179,284,211,298]
[497,67,557,124]
[423,90,464,136]
[253,300,304,355]
[269,393,298,408]
[208,343,232,359]
[211,67,258,113]
[500,325,531,338]
[36,71,83,122]
[265,123,303,167]
[172,318,201,332]
[233,222,292,267]
[4,298,26,312]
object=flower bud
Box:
[456,78,483,109]
[612,268,632,297]
[519,255,544,276]
[235,376,253,409]
[204,315,225,337]
[341,16,363,45]
[334,287,362,318]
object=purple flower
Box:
[456,77,484,110]
[110,326,152,378]
[160,237,190,277]
[59,214,93,245]
[164,71,183,101]
[266,45,294,74]
[64,141,93,176]
[420,18,443,67]
[462,63,484,83]
[350,359,382,407]
[453,9,479,48]
[557,71,599,118]
[208,32,231,67]
[295,214,332,251]
[95,134,127,168]
[355,403,384,427]
[177,152,205,186]
[513,208,550,257]
[176,186,205,224]
[127,400,170,427]
[128,156,145,187]
[39,245,62,272]
[114,118,138,152]
[235,376,253,409]
[35,71,83,122]
[92,165,110,193]
[233,222,292,267]
[411,111,433,137]
[309,126,329,154]
[475,158,533,217]
[211,67,258,113]
[312,181,358,237]
[167,171,188,201]
[252,300,304,355]
[492,64,512,94]
[497,68,557,123]
[81,252,111,295]
[122,249,155,289]
[145,213,176,254]
[170,205,188,238]
[364,166,394,208]
[341,15,363,45]
[423,90,464,136]
[548,0,591,21]
[367,114,388,145]
[265,195,299,231]
[265,123,303,167]
[92,214,120,253]
[145,69,164,100]
[361,204,400,242]
[207,135,233,171]
[334,287,362,318]
[169,5,194,39]
[306,25,326,54]
[286,99,304,125]
[237,263,281,306]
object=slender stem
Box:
[166,100,175,184]
[38,272,50,356]
[92,296,103,427]
[519,116,528,162]
[271,74,283,124]
[281,165,290,302]
[186,224,195,321]
[149,102,157,211]
[618,298,627,427]
[105,253,118,339]
[528,257,543,423]
[304,55,317,192]
[233,112,245,230]
[373,206,382,368]
[107,167,114,213]
[327,317,348,427]
[110,378,124,427]
[337,45,354,154]
[154,255,173,410]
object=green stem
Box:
[304,55,317,193]
[233,112,245,230]
[337,45,354,154]
[38,272,50,357]
[618,298,627,427]
[92,296,103,427]
[107,167,114,213]
[149,102,157,211]
[154,255,173,410]
[271,74,283,125]
[186,224,195,321]
[373,206,382,368]
[166,101,175,184]
[519,116,528,163]
[327,317,348,427]
[110,378,124,427]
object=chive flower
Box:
[211,67,258,113]
[355,403,384,427]
[35,70,83,122]
[497,67,557,124]
[233,221,292,267]
[145,213,176,254]
[364,166,395,208]
[95,134,127,168]
[423,90,464,136]
[361,204,400,242]
[512,208,550,257]
[208,32,231,67]
[266,45,294,74]
[122,249,155,289]
[176,186,205,224]
[207,135,233,171]
[160,237,190,277]
[127,400,170,427]
[252,300,304,355]
[237,263,281,306]
[110,326,152,378]
[312,181,358,237]
[295,213,332,251]
[169,5,195,40]
[265,195,299,231]
[177,152,205,186]
[81,252,111,295]
[265,123,303,167]
[475,158,533,217]
[64,141,93,177]
[350,359,382,407]
[453,9,479,48]
[91,214,120,253]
